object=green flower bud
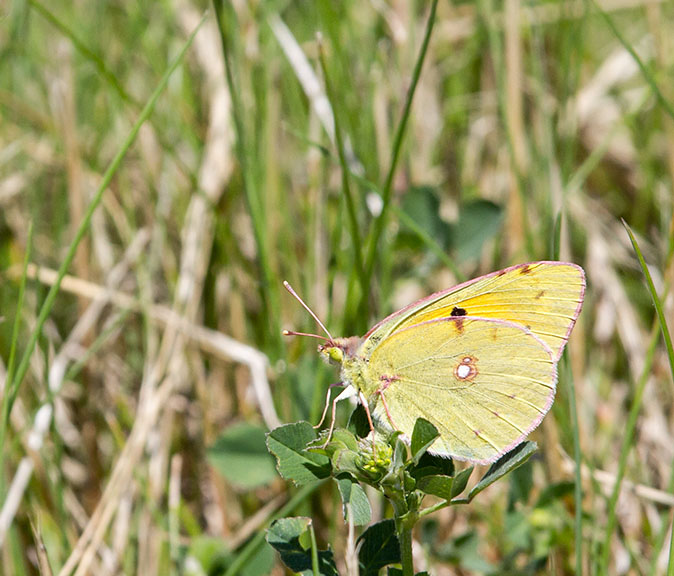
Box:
[356,437,392,481]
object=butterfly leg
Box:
[314,382,345,429]
[376,389,400,432]
[376,375,401,431]
[320,385,357,448]
[358,390,377,457]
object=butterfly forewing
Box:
[363,262,585,361]
[363,317,557,463]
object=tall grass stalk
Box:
[0,22,206,570]
[476,0,534,257]
[317,39,367,300]
[0,223,33,498]
[363,0,439,289]
[590,0,674,122]
[616,221,674,576]
[0,13,206,466]
[554,210,584,576]
[213,1,281,352]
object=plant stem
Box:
[397,520,415,576]
[309,522,320,576]
[419,499,453,519]
[388,491,415,576]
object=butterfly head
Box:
[283,281,362,367]
[318,336,361,366]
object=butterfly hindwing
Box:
[363,317,556,463]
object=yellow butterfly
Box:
[284,261,585,464]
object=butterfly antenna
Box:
[283,281,334,341]
[282,329,329,342]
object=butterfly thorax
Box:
[319,336,369,392]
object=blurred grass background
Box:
[1,0,673,574]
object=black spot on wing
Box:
[451,306,467,317]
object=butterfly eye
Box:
[328,347,344,364]
[319,345,344,365]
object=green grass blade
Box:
[624,220,674,404]
[599,221,674,574]
[27,0,131,104]
[3,222,32,401]
[26,0,195,181]
[650,449,674,575]
[309,522,320,576]
[622,220,674,576]
[551,213,583,574]
[589,0,674,123]
[317,39,367,302]
[2,12,207,433]
[562,352,584,576]
[363,0,439,287]
[0,222,33,496]
[213,1,280,352]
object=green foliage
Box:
[207,422,278,490]
[399,187,448,251]
[186,536,232,575]
[238,544,276,576]
[410,417,440,462]
[267,417,538,574]
[3,0,671,572]
[266,517,338,576]
[468,441,538,501]
[432,529,497,574]
[448,199,504,263]
[416,465,473,502]
[336,474,372,526]
[358,520,401,576]
[399,189,505,264]
[424,474,577,574]
[397,188,504,272]
[266,421,331,485]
